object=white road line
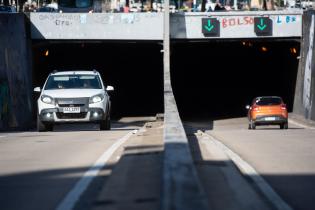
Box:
[56,129,139,210]
[0,136,6,138]
[203,132,294,210]
[288,119,315,130]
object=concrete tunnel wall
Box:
[0,14,33,131]
[293,10,315,121]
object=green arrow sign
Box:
[257,19,267,31]
[202,18,220,37]
[204,20,214,32]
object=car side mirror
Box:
[245,105,250,110]
[106,86,114,92]
[34,87,41,92]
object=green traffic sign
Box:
[254,17,272,36]
[257,19,267,31]
[204,20,214,32]
[202,18,220,37]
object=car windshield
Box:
[44,75,102,90]
[255,97,282,106]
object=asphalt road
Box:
[0,117,151,210]
[186,117,315,210]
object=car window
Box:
[44,75,102,90]
[255,97,282,106]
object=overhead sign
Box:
[254,17,273,36]
[202,18,220,37]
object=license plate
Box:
[265,117,276,121]
[63,107,80,113]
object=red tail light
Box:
[252,105,259,111]
[281,104,287,110]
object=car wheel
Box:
[280,122,288,129]
[46,123,54,131]
[37,115,53,132]
[250,120,256,130]
[37,115,46,132]
[100,115,111,130]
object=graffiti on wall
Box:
[303,15,314,118]
[221,16,254,28]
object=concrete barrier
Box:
[0,14,33,130]
[162,7,209,209]
[293,10,315,121]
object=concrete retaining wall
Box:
[293,10,315,121]
[0,14,33,130]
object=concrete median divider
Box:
[162,8,209,206]
[162,89,209,210]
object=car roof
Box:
[50,71,99,76]
[256,96,282,99]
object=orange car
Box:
[246,96,288,129]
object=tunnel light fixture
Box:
[44,50,49,57]
[290,47,297,55]
[242,41,253,47]
[261,46,268,52]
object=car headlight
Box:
[89,94,104,104]
[41,95,54,104]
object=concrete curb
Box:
[289,114,315,129]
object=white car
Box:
[34,70,113,131]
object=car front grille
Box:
[56,98,88,108]
[58,104,85,107]
[56,112,87,119]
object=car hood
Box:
[42,89,104,98]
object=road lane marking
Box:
[202,131,294,210]
[0,136,5,138]
[56,129,139,210]
[288,119,315,130]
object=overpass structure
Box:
[1,9,315,210]
[29,10,303,40]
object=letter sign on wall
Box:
[254,17,273,36]
[202,18,220,37]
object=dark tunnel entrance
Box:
[32,41,164,118]
[171,39,300,120]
